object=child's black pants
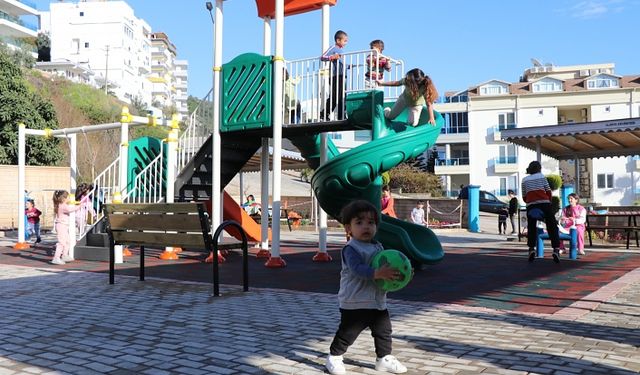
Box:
[330,308,392,358]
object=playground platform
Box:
[0,229,638,374]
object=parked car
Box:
[458,187,509,214]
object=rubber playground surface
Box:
[1,230,637,315]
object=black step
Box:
[74,245,109,261]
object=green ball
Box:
[371,249,413,292]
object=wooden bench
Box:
[104,202,248,296]
[249,208,293,231]
[586,211,640,249]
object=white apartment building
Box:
[174,59,189,120]
[434,62,640,206]
[149,31,175,110]
[40,0,152,105]
[0,0,38,57]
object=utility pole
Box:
[104,45,109,94]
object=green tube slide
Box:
[309,98,445,265]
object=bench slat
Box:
[109,214,203,232]
[105,203,202,214]
[111,231,208,249]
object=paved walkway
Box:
[1,230,639,374]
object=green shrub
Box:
[546,174,562,191]
[59,82,120,123]
[388,164,442,195]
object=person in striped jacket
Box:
[521,161,561,263]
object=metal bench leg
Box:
[140,246,145,281]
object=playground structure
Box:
[15,0,446,266]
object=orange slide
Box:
[205,191,271,242]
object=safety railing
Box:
[77,157,121,238]
[284,49,404,123]
[123,147,165,204]
[177,88,213,173]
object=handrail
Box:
[211,220,248,297]
[123,146,165,204]
[284,49,404,123]
[177,88,213,173]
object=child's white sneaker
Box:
[51,258,66,265]
[375,355,407,373]
[61,255,75,262]
[325,354,346,375]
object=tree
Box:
[129,95,148,116]
[36,32,51,62]
[0,49,63,165]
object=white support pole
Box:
[266,0,285,267]
[316,4,330,257]
[68,134,77,258]
[260,140,270,251]
[259,16,271,255]
[159,115,180,259]
[239,172,244,202]
[211,0,223,238]
[574,156,580,197]
[15,124,28,249]
[69,134,77,190]
[119,108,130,199]
[536,137,542,163]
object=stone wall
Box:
[0,165,71,230]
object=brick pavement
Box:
[1,263,639,375]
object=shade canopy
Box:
[242,147,307,172]
[501,117,640,160]
[254,0,336,18]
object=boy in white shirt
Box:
[410,201,428,226]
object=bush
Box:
[388,164,442,195]
[546,174,562,191]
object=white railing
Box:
[284,49,404,123]
[177,88,213,173]
[123,147,165,204]
[77,156,121,238]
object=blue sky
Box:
[33,0,640,98]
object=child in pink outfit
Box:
[559,193,587,256]
[52,190,81,265]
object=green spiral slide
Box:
[310,94,445,265]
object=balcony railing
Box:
[494,188,518,196]
[437,157,469,166]
[18,0,37,9]
[442,189,461,198]
[435,95,468,104]
[0,11,37,32]
[440,126,469,134]
[494,156,517,164]
[495,123,517,131]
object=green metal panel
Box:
[127,137,167,197]
[221,53,272,132]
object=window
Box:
[587,76,619,89]
[532,78,562,93]
[480,83,507,95]
[498,113,516,130]
[84,42,89,48]
[72,38,80,54]
[79,11,84,16]
[597,173,614,188]
[498,144,517,163]
[328,133,342,140]
[442,112,469,133]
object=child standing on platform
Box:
[320,30,348,121]
[326,200,407,375]
[377,68,438,126]
[365,39,391,88]
[25,199,42,244]
[51,190,81,265]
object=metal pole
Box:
[316,4,330,258]
[259,17,271,255]
[104,45,109,94]
[15,124,28,249]
[211,0,223,237]
[265,0,285,267]
[68,134,77,259]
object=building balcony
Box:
[441,189,461,198]
[174,69,187,78]
[0,0,38,16]
[494,188,518,197]
[434,158,470,175]
[0,10,37,38]
[492,123,517,141]
[493,156,518,173]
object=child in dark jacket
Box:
[498,208,508,235]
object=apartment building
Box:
[0,0,38,57]
[174,59,189,120]
[434,62,640,206]
[149,32,176,110]
[40,0,152,105]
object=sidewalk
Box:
[0,229,639,374]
